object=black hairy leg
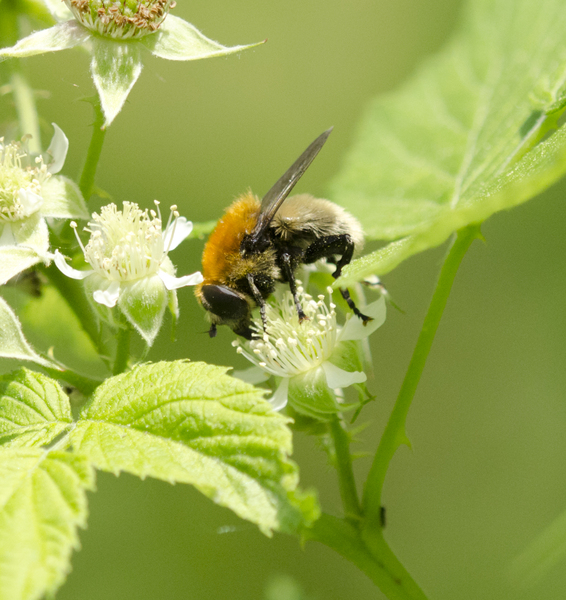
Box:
[280,252,307,321]
[304,234,373,325]
[247,273,268,332]
[339,287,373,325]
[303,233,355,278]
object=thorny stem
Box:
[79,101,106,202]
[362,224,481,533]
[305,514,429,600]
[329,415,363,522]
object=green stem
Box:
[79,101,106,202]
[41,366,101,397]
[362,224,480,530]
[305,513,428,600]
[113,325,131,375]
[11,69,41,153]
[329,415,363,522]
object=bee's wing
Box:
[248,128,333,243]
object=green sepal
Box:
[0,246,41,286]
[41,175,89,220]
[0,21,89,58]
[90,37,143,128]
[141,14,265,61]
[288,368,340,421]
[117,275,167,346]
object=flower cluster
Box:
[233,284,386,417]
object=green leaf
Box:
[71,361,318,535]
[90,38,143,128]
[0,448,94,600]
[141,15,265,61]
[0,368,72,448]
[0,297,60,370]
[332,0,566,279]
[41,175,89,220]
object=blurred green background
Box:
[3,0,566,598]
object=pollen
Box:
[65,0,176,39]
[79,201,176,282]
[234,287,338,378]
[0,139,48,223]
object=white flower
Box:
[0,124,87,285]
[0,0,263,127]
[54,201,203,345]
[233,285,386,418]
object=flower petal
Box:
[53,249,93,280]
[18,188,43,216]
[141,14,264,61]
[41,175,88,219]
[0,21,90,58]
[163,216,193,251]
[90,38,143,128]
[46,123,69,174]
[158,269,203,290]
[232,366,271,386]
[339,296,387,342]
[93,280,121,308]
[270,378,289,412]
[322,361,366,389]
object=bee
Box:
[195,128,372,339]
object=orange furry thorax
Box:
[199,192,260,285]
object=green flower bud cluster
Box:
[65,0,176,39]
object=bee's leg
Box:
[280,252,307,322]
[247,274,268,332]
[208,323,217,338]
[303,234,355,278]
[304,235,373,325]
[339,287,373,325]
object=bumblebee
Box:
[195,128,371,339]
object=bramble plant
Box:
[1,1,566,599]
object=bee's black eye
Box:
[200,285,249,320]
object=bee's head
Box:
[197,284,253,339]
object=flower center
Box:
[65,0,176,39]
[233,285,338,378]
[80,201,171,281]
[0,139,47,223]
